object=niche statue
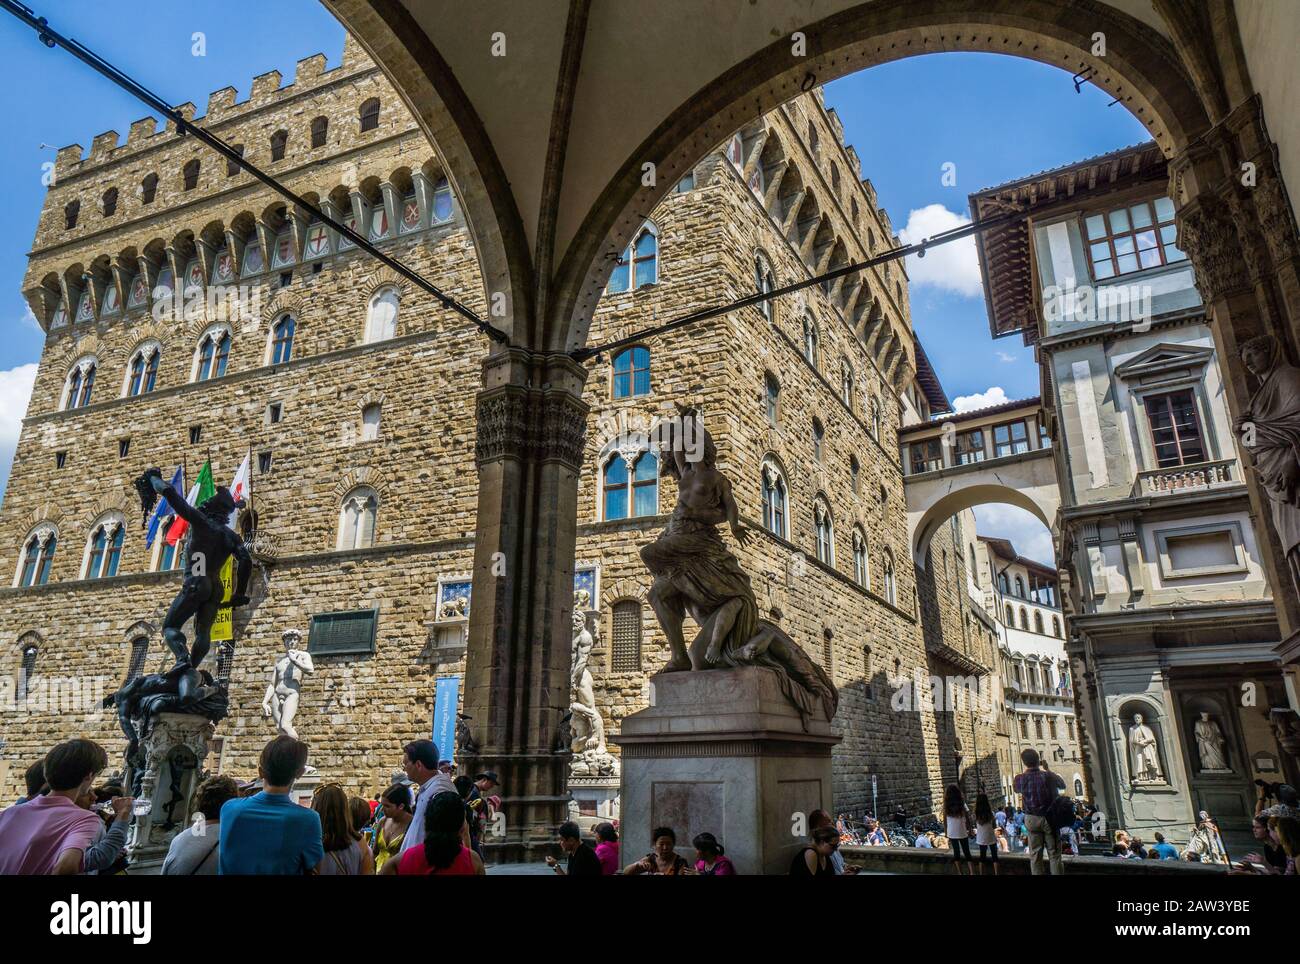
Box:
[138,467,253,701]
[1236,334,1300,586]
[639,406,837,725]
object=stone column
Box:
[1172,102,1300,641]
[460,346,588,862]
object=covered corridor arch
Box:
[323,0,1300,858]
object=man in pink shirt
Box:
[0,739,112,874]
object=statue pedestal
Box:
[567,774,621,830]
[612,666,838,875]
[126,712,217,873]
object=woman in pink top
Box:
[388,790,485,875]
[693,832,736,875]
[593,821,620,875]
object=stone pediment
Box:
[1114,343,1213,381]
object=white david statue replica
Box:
[263,628,314,741]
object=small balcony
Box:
[1135,458,1236,497]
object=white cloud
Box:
[951,385,1009,413]
[996,350,1017,363]
[0,363,38,504]
[20,305,40,332]
[973,503,1055,567]
[897,203,983,298]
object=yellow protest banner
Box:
[211,556,235,642]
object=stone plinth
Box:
[613,666,839,875]
[126,712,217,873]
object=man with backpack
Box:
[1012,748,1067,875]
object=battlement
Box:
[52,40,377,179]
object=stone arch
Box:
[333,465,390,505]
[541,0,1210,352]
[599,578,648,609]
[910,482,1057,569]
[259,288,306,328]
[358,264,415,304]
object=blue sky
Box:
[0,8,1149,560]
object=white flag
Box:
[228,453,250,527]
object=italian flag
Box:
[228,453,250,527]
[166,460,214,546]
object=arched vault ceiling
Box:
[386,0,1166,264]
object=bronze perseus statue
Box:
[142,467,253,700]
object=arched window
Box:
[1005,603,1014,625]
[602,450,658,520]
[338,486,378,550]
[726,133,744,170]
[126,637,149,682]
[831,164,842,197]
[607,223,658,293]
[852,528,868,588]
[969,545,979,586]
[361,403,382,441]
[102,188,118,217]
[84,519,124,579]
[182,159,200,191]
[870,396,882,440]
[807,121,820,159]
[431,176,453,222]
[311,116,329,148]
[195,328,232,381]
[126,345,160,397]
[761,460,788,538]
[1053,616,1062,638]
[765,372,780,427]
[755,254,775,322]
[882,550,897,605]
[1013,575,1025,598]
[998,571,1010,594]
[227,145,244,176]
[64,359,96,410]
[365,286,400,343]
[17,530,57,587]
[802,315,818,369]
[17,639,38,702]
[611,600,643,672]
[812,418,824,461]
[359,97,381,132]
[849,455,860,493]
[1019,607,1029,630]
[270,129,288,161]
[612,346,650,398]
[814,500,833,566]
[155,534,182,573]
[141,173,158,204]
[64,200,80,229]
[840,360,854,409]
[1034,610,1045,635]
[271,315,296,365]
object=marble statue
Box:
[639,406,838,725]
[262,629,314,740]
[141,468,253,702]
[1128,713,1163,783]
[1194,711,1230,771]
[1236,334,1300,587]
[569,603,617,777]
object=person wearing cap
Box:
[466,771,498,859]
[398,740,456,856]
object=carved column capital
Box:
[474,350,589,471]
[1176,193,1248,300]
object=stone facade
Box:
[0,42,1003,822]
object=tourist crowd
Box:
[3,737,1297,876]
